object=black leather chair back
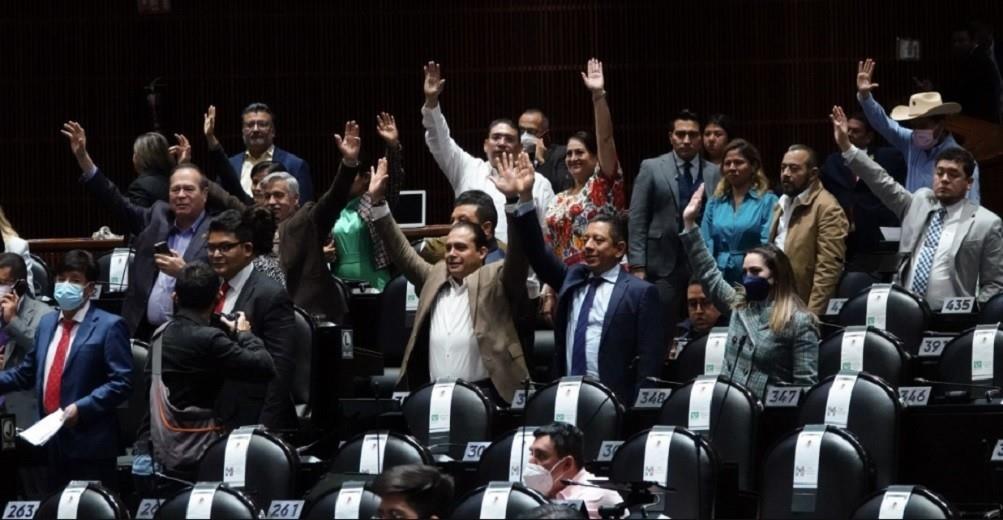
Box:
[524,377,623,463]
[818,327,908,387]
[36,482,129,520]
[29,253,51,298]
[197,428,298,510]
[450,482,547,519]
[837,272,882,299]
[118,339,149,450]
[838,284,931,354]
[656,375,759,491]
[96,248,135,295]
[760,425,874,519]
[328,430,432,477]
[851,485,955,519]
[377,275,408,367]
[979,294,1003,325]
[610,426,716,519]
[477,428,537,486]
[797,372,900,488]
[938,324,1003,397]
[156,483,258,519]
[669,333,710,383]
[291,306,314,419]
[302,482,381,520]
[401,379,493,460]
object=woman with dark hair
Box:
[244,206,286,287]
[702,113,734,166]
[682,184,818,399]
[544,58,626,265]
[700,138,778,284]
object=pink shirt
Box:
[555,469,624,519]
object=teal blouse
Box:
[700,188,779,284]
[332,197,390,291]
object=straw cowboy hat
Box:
[890,91,962,121]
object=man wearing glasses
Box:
[229,103,315,201]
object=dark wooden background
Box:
[3,0,1000,238]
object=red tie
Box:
[213,282,231,314]
[43,319,77,414]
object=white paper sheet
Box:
[18,408,64,446]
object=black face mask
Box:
[741,275,770,301]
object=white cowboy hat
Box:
[890,91,961,121]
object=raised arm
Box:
[855,59,912,153]
[312,121,362,234]
[421,61,482,191]
[582,58,618,178]
[368,158,433,286]
[681,184,738,307]
[832,105,913,219]
[376,112,406,210]
[204,105,253,204]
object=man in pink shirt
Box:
[524,422,624,519]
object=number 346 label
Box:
[2,502,39,520]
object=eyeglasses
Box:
[207,242,243,254]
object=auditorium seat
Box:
[291,306,314,424]
[302,481,381,520]
[656,375,760,492]
[36,481,129,520]
[450,482,547,519]
[760,425,874,519]
[836,271,883,299]
[667,332,714,384]
[476,427,536,486]
[817,326,908,387]
[370,275,408,397]
[118,339,149,452]
[610,426,716,519]
[400,378,493,460]
[306,430,432,503]
[156,482,258,519]
[197,427,298,511]
[851,485,955,519]
[796,372,900,488]
[96,247,135,295]
[524,376,623,463]
[978,293,1003,325]
[28,253,51,299]
[838,284,931,355]
[937,323,1003,400]
[532,329,556,382]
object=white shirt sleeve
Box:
[371,203,391,220]
[421,103,484,194]
[531,173,556,231]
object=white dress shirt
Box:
[240,145,275,196]
[565,264,621,378]
[772,189,811,251]
[43,300,90,395]
[421,104,555,242]
[428,276,488,382]
[904,199,966,308]
[221,262,255,314]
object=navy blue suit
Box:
[229,146,314,202]
[0,303,132,488]
[513,206,665,402]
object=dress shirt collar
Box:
[245,145,275,162]
[587,263,622,285]
[61,299,91,324]
[777,181,816,212]
[172,210,207,236]
[225,262,255,296]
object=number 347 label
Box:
[2,502,40,520]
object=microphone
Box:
[520,378,550,388]
[559,479,676,493]
[912,377,1001,402]
[817,321,846,332]
[154,472,194,488]
[643,376,683,388]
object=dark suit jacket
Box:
[83,169,211,335]
[513,206,665,402]
[230,146,314,202]
[537,144,572,193]
[218,268,297,429]
[126,173,170,208]
[0,304,132,460]
[628,152,720,277]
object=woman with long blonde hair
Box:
[0,206,35,292]
[680,184,818,399]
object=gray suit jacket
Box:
[1,295,55,428]
[845,146,1003,303]
[629,152,720,277]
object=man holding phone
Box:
[0,253,55,427]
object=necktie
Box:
[571,278,604,376]
[213,281,231,314]
[683,161,694,185]
[43,319,76,414]
[911,208,948,297]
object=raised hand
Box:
[423,61,446,107]
[333,120,361,163]
[204,105,219,149]
[856,59,879,98]
[376,112,399,147]
[489,152,535,200]
[830,105,852,152]
[169,133,192,163]
[581,58,605,93]
[682,183,705,231]
[60,121,96,173]
[367,157,390,204]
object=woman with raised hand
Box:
[681,183,818,399]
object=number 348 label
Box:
[634,388,672,409]
[2,502,39,520]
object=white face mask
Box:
[522,457,569,495]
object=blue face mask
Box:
[53,282,87,311]
[741,275,771,302]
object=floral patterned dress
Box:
[545,166,626,265]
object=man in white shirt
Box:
[421,61,555,243]
[832,105,1003,310]
[367,158,530,403]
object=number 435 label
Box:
[941,297,975,314]
[2,502,40,520]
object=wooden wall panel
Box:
[2,0,1000,239]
